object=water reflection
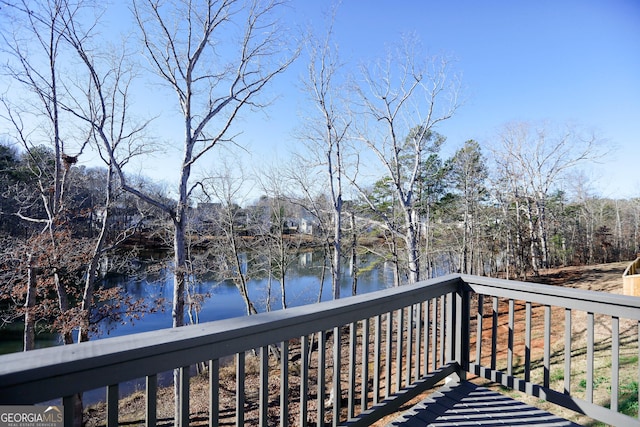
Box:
[96,250,390,340]
[0,250,391,353]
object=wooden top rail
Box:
[461,273,640,319]
[623,257,640,277]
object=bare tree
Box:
[1,2,159,423]
[0,0,77,218]
[200,166,290,363]
[254,165,305,310]
[299,5,350,300]
[295,16,352,410]
[122,3,296,416]
[200,164,259,317]
[58,20,155,344]
[1,0,90,356]
[120,0,296,332]
[491,121,603,274]
[1,0,145,342]
[350,37,461,284]
[284,155,333,301]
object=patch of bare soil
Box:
[534,262,630,293]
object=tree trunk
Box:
[525,199,539,276]
[332,196,342,300]
[350,212,358,296]
[615,200,623,261]
[52,270,74,345]
[404,209,420,284]
[514,197,526,279]
[24,253,36,352]
[462,205,470,274]
[172,215,187,426]
[233,247,258,316]
[279,233,288,310]
[535,195,549,269]
[392,237,401,287]
[318,244,329,304]
[173,217,186,328]
[424,207,433,279]
[78,169,112,343]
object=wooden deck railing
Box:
[461,274,640,427]
[1,274,639,426]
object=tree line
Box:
[2,124,638,338]
[1,1,638,424]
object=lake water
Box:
[0,250,394,354]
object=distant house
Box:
[94,205,146,230]
[298,216,317,235]
[188,202,223,233]
[299,251,313,266]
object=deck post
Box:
[445,293,454,364]
[445,291,456,384]
[63,396,74,427]
[146,374,157,427]
[179,366,189,427]
[107,384,118,427]
[456,287,470,380]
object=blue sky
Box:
[3,1,638,199]
[239,0,639,198]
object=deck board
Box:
[387,381,582,426]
